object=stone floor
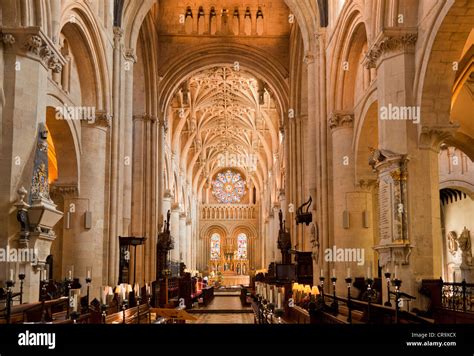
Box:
[189,296,254,324]
[189,313,254,324]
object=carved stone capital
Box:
[1,28,66,72]
[1,32,16,45]
[123,48,137,63]
[418,124,459,152]
[364,31,417,69]
[91,111,112,128]
[113,26,124,38]
[328,111,354,131]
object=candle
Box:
[367,262,372,279]
[9,269,14,281]
[320,269,324,277]
[332,268,336,278]
[121,284,126,299]
[87,270,91,279]
[42,269,47,281]
[277,290,282,309]
[135,283,140,297]
[73,294,78,312]
[346,267,351,278]
[394,265,398,279]
[101,287,107,305]
[68,270,72,280]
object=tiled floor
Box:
[190,296,254,324]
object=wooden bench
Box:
[104,303,151,324]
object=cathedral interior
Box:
[1,0,474,333]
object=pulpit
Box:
[118,236,146,285]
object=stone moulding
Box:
[328,111,354,130]
[363,30,418,69]
[0,27,66,72]
[373,241,412,268]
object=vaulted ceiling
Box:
[169,66,282,196]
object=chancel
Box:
[0,0,474,328]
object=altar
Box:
[221,275,250,287]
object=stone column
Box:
[0,29,65,302]
[186,216,192,269]
[62,116,109,298]
[179,212,186,266]
[365,30,449,306]
[122,48,137,237]
[170,203,180,263]
[329,112,375,291]
[107,26,124,285]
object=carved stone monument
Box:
[371,149,412,269]
[458,227,473,282]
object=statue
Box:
[458,227,472,267]
[277,209,292,264]
[310,222,320,264]
[447,231,458,256]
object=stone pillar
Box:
[107,26,124,285]
[62,116,109,298]
[170,203,180,263]
[0,29,65,302]
[303,50,319,253]
[179,212,186,266]
[365,30,448,306]
[122,48,137,237]
[328,112,375,293]
[186,216,192,269]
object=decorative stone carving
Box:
[372,151,411,268]
[25,35,43,55]
[328,111,354,130]
[418,125,458,151]
[447,231,458,256]
[459,227,472,268]
[1,33,16,45]
[364,32,418,69]
[123,48,137,63]
[93,111,113,128]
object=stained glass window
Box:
[210,233,220,260]
[212,170,246,204]
[237,233,247,260]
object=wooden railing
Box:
[200,204,257,220]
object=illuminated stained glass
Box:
[210,233,220,260]
[237,233,247,260]
[212,170,246,204]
